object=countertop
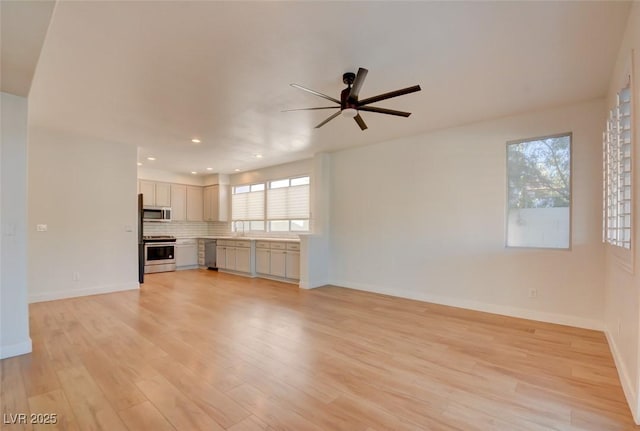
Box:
[176,236,300,243]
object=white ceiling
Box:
[1,0,56,96]
[26,1,631,175]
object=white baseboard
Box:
[176,265,199,271]
[330,279,603,331]
[0,338,32,359]
[299,279,329,289]
[29,282,140,303]
[605,329,639,425]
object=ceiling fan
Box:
[284,67,421,130]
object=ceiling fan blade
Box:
[349,67,368,100]
[358,106,411,117]
[354,113,368,130]
[357,85,421,106]
[315,111,341,129]
[282,107,339,112]
[290,84,340,104]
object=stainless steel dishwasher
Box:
[204,239,217,270]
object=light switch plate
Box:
[36,224,48,232]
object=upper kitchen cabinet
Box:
[170,184,187,221]
[203,184,229,222]
[139,180,171,207]
[186,186,204,221]
[167,184,203,222]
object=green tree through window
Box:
[506,134,571,249]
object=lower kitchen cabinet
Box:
[216,245,226,269]
[269,250,286,278]
[211,239,299,281]
[255,241,300,281]
[176,239,198,269]
[216,240,251,274]
[285,251,300,279]
[255,248,270,275]
[236,247,251,273]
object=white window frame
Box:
[231,174,311,234]
[231,182,266,232]
[505,133,572,250]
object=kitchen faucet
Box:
[234,220,245,236]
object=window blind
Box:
[267,183,309,220]
[232,188,264,221]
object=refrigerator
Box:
[138,193,144,284]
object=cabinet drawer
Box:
[235,241,250,248]
[269,242,286,250]
[218,240,232,246]
[286,243,300,251]
[256,241,271,249]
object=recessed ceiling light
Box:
[234,168,241,172]
[206,167,213,171]
[147,156,156,161]
[191,138,201,143]
[191,171,197,175]
[137,162,142,166]
[255,154,263,159]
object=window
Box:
[231,183,265,231]
[603,80,632,250]
[267,176,310,232]
[231,175,310,233]
[506,134,571,249]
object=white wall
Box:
[28,127,139,302]
[230,159,311,186]
[0,92,31,359]
[603,1,640,424]
[138,166,209,186]
[330,99,605,330]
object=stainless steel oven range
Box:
[143,235,177,273]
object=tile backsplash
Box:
[143,221,222,237]
[143,221,300,239]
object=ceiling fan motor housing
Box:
[341,72,358,109]
[342,72,356,85]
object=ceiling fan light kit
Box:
[286,67,421,131]
[341,108,358,118]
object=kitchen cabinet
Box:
[216,245,226,269]
[139,180,171,207]
[255,247,270,275]
[198,240,205,266]
[269,249,287,278]
[236,247,251,273]
[148,183,202,222]
[216,240,252,274]
[171,184,187,221]
[186,186,203,221]
[203,185,229,222]
[176,239,198,269]
[254,241,300,281]
[285,251,300,280]
[226,247,237,270]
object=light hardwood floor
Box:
[1,269,638,430]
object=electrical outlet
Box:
[36,224,48,232]
[528,288,537,298]
[73,272,80,282]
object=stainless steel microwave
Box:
[143,207,172,222]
